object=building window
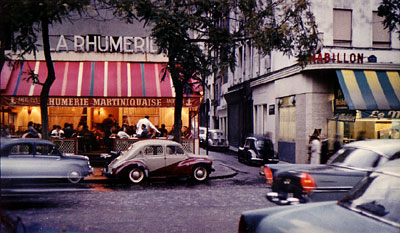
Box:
[333,9,352,47]
[279,97,296,142]
[254,104,269,136]
[372,11,391,48]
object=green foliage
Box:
[104,0,319,141]
[1,0,90,60]
[1,0,90,139]
[378,0,400,39]
[105,0,318,86]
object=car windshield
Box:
[255,140,264,150]
[338,173,400,226]
[328,148,380,169]
[210,132,223,139]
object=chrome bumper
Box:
[266,192,302,205]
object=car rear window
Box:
[9,144,32,155]
[339,173,400,226]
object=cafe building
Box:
[0,15,201,153]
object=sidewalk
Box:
[85,160,237,182]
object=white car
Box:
[103,139,214,184]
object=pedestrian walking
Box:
[261,132,275,164]
[308,129,321,164]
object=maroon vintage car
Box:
[102,139,213,183]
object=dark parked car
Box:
[238,136,279,165]
[103,139,214,183]
[264,139,400,204]
[0,138,93,184]
[239,159,400,233]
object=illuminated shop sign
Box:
[310,52,364,64]
[53,35,159,54]
[362,110,400,119]
[2,96,200,108]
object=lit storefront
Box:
[328,69,400,143]
[1,60,201,153]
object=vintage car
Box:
[102,139,214,183]
[205,129,229,151]
[263,139,400,205]
[239,159,400,233]
[0,138,93,184]
[238,136,279,165]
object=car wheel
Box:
[246,152,252,165]
[192,166,209,182]
[67,169,82,184]
[127,167,145,184]
[238,153,244,163]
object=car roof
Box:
[1,138,53,149]
[246,136,266,141]
[343,139,400,158]
[133,139,181,147]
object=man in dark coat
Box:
[261,132,274,164]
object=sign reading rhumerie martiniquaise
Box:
[1,96,201,108]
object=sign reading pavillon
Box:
[53,35,159,54]
[2,96,201,108]
[309,52,364,64]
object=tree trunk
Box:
[172,80,184,143]
[40,18,56,140]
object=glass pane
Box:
[10,144,32,155]
[333,9,352,41]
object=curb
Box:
[209,162,238,180]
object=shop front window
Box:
[279,97,296,142]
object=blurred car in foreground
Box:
[103,139,214,183]
[0,138,93,185]
[264,139,400,205]
[239,159,400,233]
[238,136,279,165]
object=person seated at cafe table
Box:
[137,124,149,138]
[117,125,130,139]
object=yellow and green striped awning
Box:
[336,70,400,110]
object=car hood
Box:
[242,202,397,233]
[63,154,89,161]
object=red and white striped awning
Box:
[1,61,201,107]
